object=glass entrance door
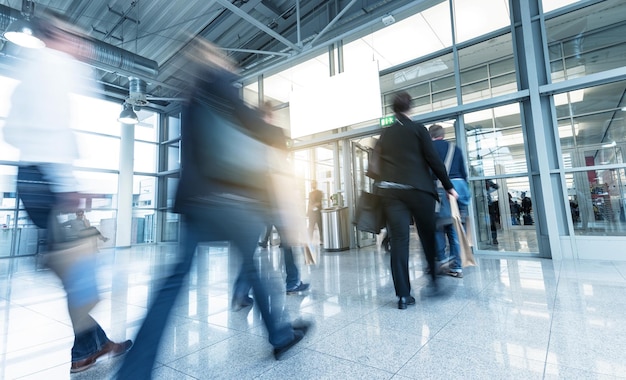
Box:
[352,140,376,247]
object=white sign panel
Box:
[289,61,382,138]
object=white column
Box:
[116,123,134,248]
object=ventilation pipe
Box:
[0,3,158,79]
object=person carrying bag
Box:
[429,124,474,277]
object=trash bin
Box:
[321,207,350,251]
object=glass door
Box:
[352,140,376,247]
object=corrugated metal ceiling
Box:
[0,0,423,107]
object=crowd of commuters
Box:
[3,9,485,378]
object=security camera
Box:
[382,15,395,26]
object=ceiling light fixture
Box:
[3,0,45,49]
[118,103,139,124]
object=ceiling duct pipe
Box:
[0,3,158,79]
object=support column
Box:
[116,123,135,248]
[512,0,569,258]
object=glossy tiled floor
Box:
[1,239,626,379]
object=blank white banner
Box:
[289,61,382,138]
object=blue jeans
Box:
[17,165,112,362]
[436,224,461,272]
[72,321,110,361]
[117,196,295,379]
[282,246,299,289]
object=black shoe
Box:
[286,282,310,294]
[398,295,415,309]
[231,295,253,311]
[273,321,310,360]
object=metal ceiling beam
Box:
[296,0,302,47]
[238,0,432,82]
[222,47,290,56]
[309,0,358,47]
[214,0,300,52]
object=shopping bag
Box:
[450,197,476,267]
[354,191,385,234]
[366,139,382,180]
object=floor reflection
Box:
[1,243,625,379]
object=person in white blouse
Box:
[4,11,131,374]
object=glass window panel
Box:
[343,1,451,72]
[380,53,454,95]
[0,209,16,257]
[465,104,527,176]
[71,95,120,136]
[555,81,626,158]
[75,209,115,238]
[469,175,538,252]
[461,80,490,103]
[459,34,515,103]
[167,114,181,141]
[165,176,179,208]
[0,165,17,208]
[133,176,156,208]
[166,143,180,171]
[162,211,179,242]
[263,52,330,103]
[547,0,626,83]
[454,0,510,43]
[0,75,19,117]
[380,53,456,115]
[134,141,157,173]
[0,121,20,162]
[490,57,515,77]
[568,170,626,236]
[462,66,489,84]
[132,209,156,243]
[135,110,158,142]
[431,89,457,111]
[431,75,456,93]
[73,171,118,201]
[74,133,120,170]
[243,80,259,107]
[12,211,43,256]
[412,95,432,110]
[542,0,582,13]
[491,73,517,96]
[272,105,291,132]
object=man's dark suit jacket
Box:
[376,114,453,198]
